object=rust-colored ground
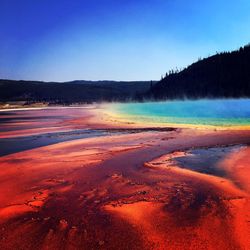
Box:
[0,107,249,250]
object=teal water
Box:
[107,99,250,127]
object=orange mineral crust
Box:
[0,107,250,250]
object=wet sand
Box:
[0,106,250,250]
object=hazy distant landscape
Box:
[0,80,155,105]
[1,44,250,106]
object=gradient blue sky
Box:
[1,0,250,81]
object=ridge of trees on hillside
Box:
[148,44,250,99]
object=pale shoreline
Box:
[0,105,95,112]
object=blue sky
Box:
[1,0,250,81]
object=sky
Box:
[1,0,250,82]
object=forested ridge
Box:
[148,44,250,99]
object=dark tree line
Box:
[148,44,250,99]
[1,44,250,103]
[0,80,155,104]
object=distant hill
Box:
[0,80,155,104]
[2,44,250,104]
[148,44,250,99]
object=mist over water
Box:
[107,99,250,126]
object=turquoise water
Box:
[107,99,250,127]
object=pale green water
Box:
[106,99,250,127]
